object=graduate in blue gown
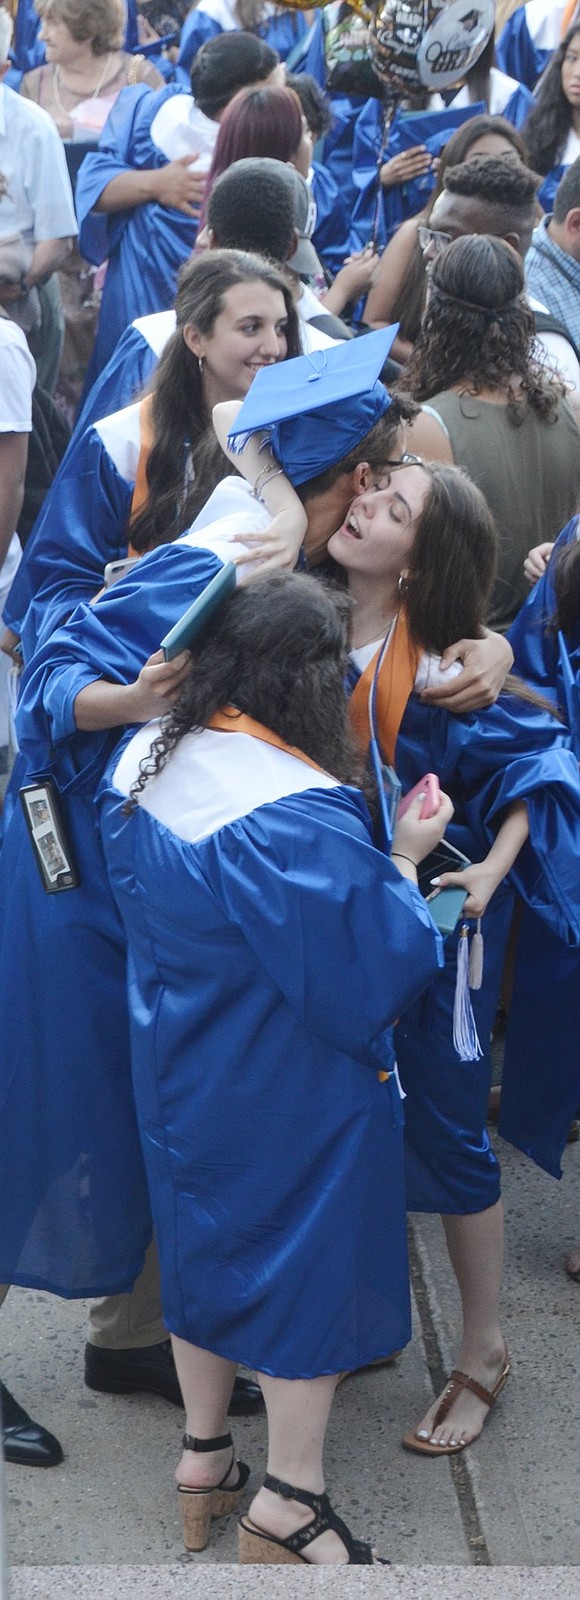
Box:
[98,572,445,1565]
[523,21,580,213]
[326,461,580,1455]
[496,1,570,91]
[499,518,580,1182]
[75,82,200,382]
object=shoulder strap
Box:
[533,308,580,365]
[349,609,419,766]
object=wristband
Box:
[391,852,417,867]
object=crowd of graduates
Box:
[0,0,579,1569]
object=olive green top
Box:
[424,389,580,631]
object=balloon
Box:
[370,0,495,96]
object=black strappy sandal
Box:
[178,1431,250,1551]
[238,1472,389,1565]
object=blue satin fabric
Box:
[538,164,569,215]
[501,519,580,1177]
[4,423,135,658]
[496,6,553,90]
[177,7,309,75]
[76,84,198,384]
[73,323,160,444]
[311,160,352,278]
[350,102,487,252]
[361,684,580,1213]
[0,544,224,1297]
[98,776,442,1373]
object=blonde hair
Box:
[0,8,14,65]
[36,0,124,55]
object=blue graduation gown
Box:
[177,6,309,75]
[499,519,580,1178]
[72,313,173,443]
[76,84,198,383]
[496,3,559,91]
[371,685,580,1214]
[0,536,225,1297]
[5,414,138,659]
[350,100,492,252]
[98,722,443,1373]
[311,160,351,279]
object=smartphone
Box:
[19,780,80,892]
[398,772,440,820]
[103,556,140,588]
[417,839,470,937]
[161,562,237,661]
[369,737,401,853]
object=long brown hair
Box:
[129,250,300,554]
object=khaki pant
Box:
[0,1239,166,1350]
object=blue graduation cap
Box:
[227,326,399,486]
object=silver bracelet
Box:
[253,463,284,499]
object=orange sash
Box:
[208,706,330,776]
[128,393,155,555]
[562,0,579,33]
[348,609,419,766]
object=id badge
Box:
[19,779,80,892]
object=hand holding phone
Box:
[398,772,440,820]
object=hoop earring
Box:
[397,573,408,598]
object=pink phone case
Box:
[398,772,440,820]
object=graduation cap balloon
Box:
[227,325,399,486]
[370,0,495,96]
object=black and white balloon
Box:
[370,0,495,96]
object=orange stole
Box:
[562,0,580,35]
[208,706,330,776]
[128,393,155,557]
[348,609,419,766]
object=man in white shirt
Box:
[0,10,77,391]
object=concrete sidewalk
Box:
[3,1131,580,1589]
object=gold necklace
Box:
[53,52,113,119]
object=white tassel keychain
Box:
[453,923,483,1062]
[469,917,484,990]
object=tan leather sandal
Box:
[402,1350,511,1456]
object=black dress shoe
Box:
[85,1339,263,1415]
[1,1382,63,1467]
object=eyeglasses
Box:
[371,453,424,491]
[418,224,452,256]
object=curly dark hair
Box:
[403,233,564,423]
[129,250,300,555]
[126,573,361,808]
[524,24,580,177]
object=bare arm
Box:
[404,406,455,464]
[73,648,191,731]
[364,215,424,328]
[26,236,74,284]
[433,800,529,917]
[212,400,307,574]
[0,433,28,566]
[95,156,205,217]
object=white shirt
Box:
[450,67,523,117]
[0,84,78,245]
[150,94,219,173]
[0,318,35,592]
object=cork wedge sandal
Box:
[402,1350,511,1457]
[238,1473,389,1565]
[178,1431,250,1551]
